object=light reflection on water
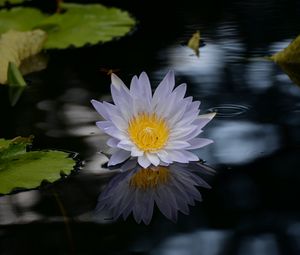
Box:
[198,120,280,165]
[150,230,231,255]
[237,234,280,255]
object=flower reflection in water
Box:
[96,162,214,224]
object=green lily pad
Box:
[40,3,136,49]
[0,137,76,195]
[0,3,136,49]
[0,7,45,34]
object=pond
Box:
[1,0,300,254]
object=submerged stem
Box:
[52,190,76,255]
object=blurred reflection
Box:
[200,121,280,165]
[0,190,42,224]
[151,230,231,255]
[245,60,273,90]
[96,162,214,225]
[163,43,224,87]
[237,234,279,255]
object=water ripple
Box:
[207,104,250,118]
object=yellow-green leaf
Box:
[0,29,47,84]
[270,35,300,63]
[187,31,200,57]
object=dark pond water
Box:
[1,0,300,254]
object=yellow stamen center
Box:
[129,167,170,189]
[128,113,169,152]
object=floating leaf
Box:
[270,35,300,63]
[0,3,136,49]
[0,137,76,195]
[0,29,47,84]
[0,7,45,35]
[187,31,200,57]
[39,3,136,49]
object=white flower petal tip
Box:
[198,112,217,120]
[95,162,215,224]
[111,73,126,89]
[91,71,215,168]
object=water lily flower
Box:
[91,71,215,168]
[96,162,214,224]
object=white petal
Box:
[109,114,127,131]
[166,150,189,163]
[173,83,187,99]
[187,138,214,150]
[117,140,134,151]
[138,155,151,168]
[189,101,201,112]
[157,150,173,163]
[107,138,119,148]
[138,72,152,104]
[96,121,113,130]
[152,70,175,107]
[168,98,191,125]
[180,150,199,161]
[110,74,133,122]
[102,125,126,140]
[186,100,201,113]
[110,84,132,120]
[91,100,110,120]
[108,149,131,166]
[165,150,199,163]
[129,75,140,98]
[146,153,160,166]
[111,73,128,92]
[195,112,216,128]
[127,72,153,114]
[169,125,198,140]
[165,141,190,149]
[131,146,144,157]
[132,98,147,116]
[102,102,120,120]
[179,128,203,141]
[156,92,177,118]
[174,109,199,128]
